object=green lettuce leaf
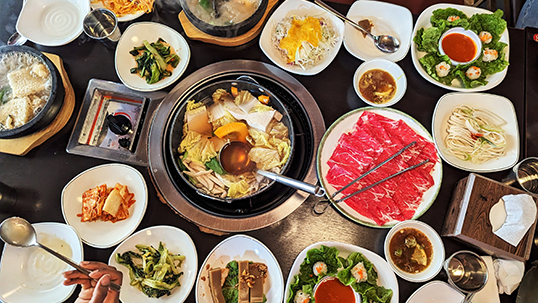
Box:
[431,8,469,29]
[414,27,443,54]
[205,157,226,175]
[298,246,341,285]
[337,252,378,286]
[224,261,238,288]
[419,53,457,85]
[468,9,506,45]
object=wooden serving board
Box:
[442,173,538,261]
[0,53,75,156]
[178,0,278,47]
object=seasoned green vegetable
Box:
[129,38,181,84]
[116,241,185,298]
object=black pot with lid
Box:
[0,45,65,139]
[179,0,268,38]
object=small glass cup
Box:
[502,157,538,195]
[83,8,121,49]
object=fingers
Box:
[63,276,94,289]
[89,274,110,303]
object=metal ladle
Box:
[7,31,27,46]
[0,217,121,292]
[313,0,400,53]
[218,141,325,197]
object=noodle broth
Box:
[0,52,52,131]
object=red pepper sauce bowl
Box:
[438,27,481,65]
[313,276,361,303]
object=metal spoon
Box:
[218,141,325,197]
[313,0,400,53]
[0,217,121,292]
[7,31,27,46]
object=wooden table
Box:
[0,2,535,303]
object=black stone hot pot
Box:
[179,0,269,37]
[0,45,65,139]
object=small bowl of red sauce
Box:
[313,276,360,303]
[439,27,481,65]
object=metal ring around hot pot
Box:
[148,60,325,232]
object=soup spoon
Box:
[218,141,325,197]
[313,0,400,53]
[0,217,121,292]
[7,31,27,46]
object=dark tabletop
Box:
[0,1,536,303]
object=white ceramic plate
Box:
[411,4,510,92]
[432,92,519,172]
[90,2,145,22]
[259,0,345,76]
[284,241,399,303]
[196,234,284,303]
[406,281,464,303]
[16,0,90,46]
[317,107,443,228]
[0,222,83,303]
[109,225,198,303]
[384,220,445,283]
[353,59,407,107]
[344,0,412,62]
[61,163,148,248]
[115,22,191,92]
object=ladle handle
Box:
[462,292,476,303]
[37,243,121,292]
[257,170,325,197]
[313,0,372,38]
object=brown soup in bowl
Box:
[389,227,433,274]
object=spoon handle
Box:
[257,170,326,197]
[313,0,372,38]
[37,243,121,292]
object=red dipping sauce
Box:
[441,33,477,62]
[314,278,356,303]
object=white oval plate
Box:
[317,107,443,228]
[259,0,345,76]
[90,2,145,22]
[406,281,464,303]
[0,222,83,303]
[411,4,510,92]
[196,234,284,303]
[115,22,191,92]
[16,0,90,46]
[384,220,445,283]
[109,225,198,303]
[284,241,399,303]
[432,92,519,172]
[344,0,412,63]
[61,163,148,248]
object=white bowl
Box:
[406,281,464,303]
[432,92,519,173]
[411,3,510,92]
[438,27,481,65]
[61,163,148,248]
[353,59,407,107]
[115,22,191,92]
[284,241,399,303]
[259,0,345,76]
[344,0,412,62]
[196,234,284,303]
[109,225,198,303]
[0,222,83,303]
[384,220,445,283]
[16,0,90,46]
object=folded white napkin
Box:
[493,259,525,295]
[490,194,537,247]
[471,256,500,303]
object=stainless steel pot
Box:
[168,76,295,202]
[0,45,65,138]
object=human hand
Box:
[63,261,123,303]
